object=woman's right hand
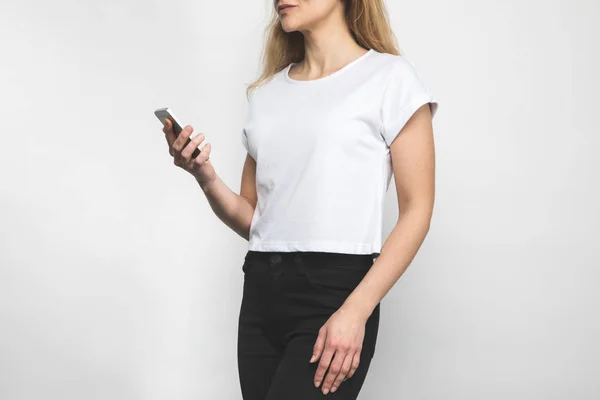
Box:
[162,119,215,186]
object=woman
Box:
[162,0,437,398]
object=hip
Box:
[239,250,381,357]
[240,250,378,319]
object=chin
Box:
[280,22,299,33]
[281,25,298,33]
[279,16,307,33]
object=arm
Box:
[341,103,436,319]
[198,152,258,241]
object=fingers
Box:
[162,119,176,149]
[325,351,351,394]
[193,142,212,166]
[169,125,213,168]
[181,132,205,160]
[311,324,364,394]
[310,327,326,364]
[172,125,194,154]
[345,351,361,380]
[313,343,335,390]
[331,351,354,393]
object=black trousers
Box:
[237,250,381,400]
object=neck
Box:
[297,11,366,75]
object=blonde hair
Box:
[246,0,401,98]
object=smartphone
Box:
[154,107,201,158]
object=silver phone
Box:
[154,107,201,158]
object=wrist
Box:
[340,292,377,321]
[197,174,217,193]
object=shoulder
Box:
[370,51,424,82]
[375,51,438,145]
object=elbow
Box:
[397,204,433,234]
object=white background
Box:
[1,0,598,399]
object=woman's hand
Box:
[162,119,215,186]
[310,306,367,394]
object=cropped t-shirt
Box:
[241,48,438,256]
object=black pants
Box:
[237,250,381,400]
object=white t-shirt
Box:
[241,48,438,256]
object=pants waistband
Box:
[244,250,375,267]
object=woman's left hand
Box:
[310,305,367,394]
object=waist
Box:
[245,250,375,268]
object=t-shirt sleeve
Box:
[380,58,438,147]
[241,128,249,153]
[240,90,255,155]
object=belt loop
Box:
[269,253,282,265]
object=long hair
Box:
[246,0,400,98]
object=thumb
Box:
[310,327,327,363]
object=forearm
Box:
[341,207,432,320]
[197,174,255,241]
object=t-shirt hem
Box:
[248,240,380,256]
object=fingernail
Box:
[331,386,337,393]
[309,355,315,363]
[323,388,329,395]
[315,381,320,387]
[185,126,192,132]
